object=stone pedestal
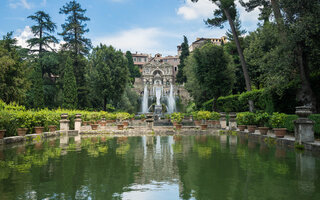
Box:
[146,113,154,130]
[229,112,237,130]
[294,106,314,144]
[220,113,227,129]
[74,114,82,132]
[60,113,70,132]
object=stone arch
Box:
[151,69,164,76]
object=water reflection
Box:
[0,135,319,200]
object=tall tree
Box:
[89,44,129,111]
[176,36,189,84]
[185,43,234,110]
[30,63,45,108]
[59,0,92,56]
[192,0,254,111]
[0,32,30,104]
[59,0,92,108]
[63,57,77,109]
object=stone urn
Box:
[17,128,28,136]
[194,120,201,126]
[295,106,312,118]
[247,125,257,133]
[238,125,246,131]
[60,113,68,120]
[48,125,57,132]
[117,124,124,130]
[175,124,182,130]
[273,128,287,138]
[258,127,269,135]
[0,130,6,139]
[34,127,44,134]
[200,124,208,130]
[91,124,99,130]
[123,121,129,127]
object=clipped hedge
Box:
[0,100,131,137]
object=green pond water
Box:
[0,134,320,200]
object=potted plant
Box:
[47,113,59,133]
[90,114,99,130]
[256,112,270,135]
[116,112,128,130]
[171,112,183,130]
[236,113,246,131]
[197,111,211,130]
[33,112,46,134]
[0,111,9,139]
[270,112,287,138]
[140,114,146,122]
[243,112,258,133]
[209,112,220,127]
[192,111,201,126]
[15,111,32,136]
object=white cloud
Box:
[94,28,178,55]
[177,0,217,20]
[9,0,32,9]
[14,26,63,51]
[15,26,33,48]
[177,0,260,28]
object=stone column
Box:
[59,113,70,132]
[74,114,82,132]
[229,112,237,130]
[220,112,227,129]
[294,106,314,144]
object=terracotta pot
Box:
[258,127,269,135]
[247,125,257,133]
[112,120,116,123]
[123,121,129,127]
[200,124,208,130]
[48,125,57,132]
[117,124,124,130]
[194,120,201,126]
[17,128,28,136]
[91,124,99,130]
[273,128,287,138]
[0,130,6,139]
[141,118,145,122]
[100,121,107,126]
[34,127,44,134]
[238,125,246,131]
[212,120,220,125]
[172,122,177,126]
[83,121,87,126]
[175,124,182,130]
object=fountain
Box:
[142,85,149,113]
[167,84,176,113]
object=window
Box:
[133,58,137,61]
[138,58,141,62]
[175,67,177,72]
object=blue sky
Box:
[0,0,260,55]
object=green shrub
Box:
[210,112,220,120]
[270,112,288,128]
[217,94,244,112]
[170,112,184,124]
[197,111,211,120]
[256,112,271,127]
[236,112,257,125]
[283,115,298,132]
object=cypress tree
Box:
[31,63,44,108]
[176,36,189,84]
[63,57,77,109]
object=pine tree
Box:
[63,57,77,109]
[226,13,246,41]
[59,0,92,56]
[176,36,189,84]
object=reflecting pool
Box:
[0,135,320,200]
